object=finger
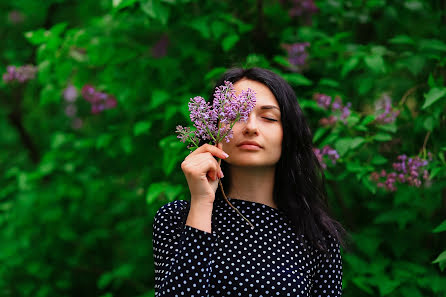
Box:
[196,143,229,159]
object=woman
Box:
[153,67,349,296]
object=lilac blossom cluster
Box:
[313,93,352,125]
[81,85,117,115]
[281,42,310,72]
[370,153,432,191]
[2,65,37,84]
[374,94,400,124]
[313,145,340,169]
[176,81,256,150]
[288,0,318,18]
[63,84,83,129]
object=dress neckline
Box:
[220,196,282,213]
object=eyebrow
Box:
[260,105,280,111]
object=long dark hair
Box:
[200,67,350,254]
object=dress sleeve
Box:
[311,234,343,297]
[152,200,219,297]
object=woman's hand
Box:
[181,143,228,205]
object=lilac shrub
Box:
[2,65,37,84]
[370,153,432,191]
[81,85,117,115]
[176,81,256,151]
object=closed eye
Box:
[263,117,278,122]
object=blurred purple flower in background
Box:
[374,94,400,124]
[3,65,37,84]
[281,42,310,72]
[8,10,25,25]
[313,93,352,125]
[151,34,169,58]
[313,145,340,169]
[289,0,318,18]
[81,84,117,114]
[370,153,432,191]
[63,84,78,102]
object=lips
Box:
[237,141,262,148]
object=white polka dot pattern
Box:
[152,196,343,296]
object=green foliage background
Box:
[1,0,446,296]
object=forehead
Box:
[233,79,279,108]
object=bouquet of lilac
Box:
[175,80,256,228]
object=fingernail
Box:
[220,169,224,178]
[223,152,229,158]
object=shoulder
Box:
[154,200,191,226]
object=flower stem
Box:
[214,144,254,229]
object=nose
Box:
[242,113,258,135]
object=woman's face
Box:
[221,78,283,168]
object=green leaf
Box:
[222,34,239,51]
[421,87,446,109]
[146,182,168,204]
[211,21,226,39]
[205,67,226,81]
[96,134,113,149]
[335,137,365,156]
[374,133,393,141]
[420,39,446,52]
[364,55,386,73]
[120,136,133,154]
[146,182,183,203]
[318,78,339,88]
[361,114,376,125]
[282,73,312,86]
[341,56,359,77]
[141,0,169,25]
[189,18,210,39]
[159,135,186,176]
[389,35,415,45]
[432,250,446,264]
[313,127,328,143]
[113,0,139,10]
[433,220,446,233]
[133,121,152,136]
[371,154,388,165]
[378,122,397,133]
[149,89,169,110]
[24,28,48,45]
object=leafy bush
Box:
[1,0,445,296]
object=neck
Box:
[226,165,277,209]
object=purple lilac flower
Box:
[81,84,117,114]
[313,93,352,125]
[8,10,25,24]
[176,81,256,151]
[71,118,83,130]
[65,104,77,117]
[281,42,310,72]
[375,94,400,124]
[63,84,78,102]
[288,0,318,17]
[313,145,339,169]
[3,65,37,84]
[370,153,431,192]
[151,35,169,58]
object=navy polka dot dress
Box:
[152,195,343,296]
